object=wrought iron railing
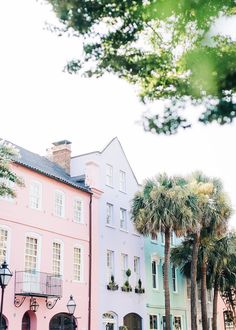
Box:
[15,271,62,298]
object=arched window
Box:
[124,313,142,330]
[102,312,117,330]
[49,313,76,330]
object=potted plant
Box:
[135,279,145,294]
[107,275,119,291]
[119,326,128,330]
[121,269,132,292]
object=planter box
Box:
[107,284,119,291]
[121,286,132,292]
[135,287,145,294]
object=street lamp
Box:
[0,261,12,329]
[67,295,76,330]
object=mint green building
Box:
[145,233,189,330]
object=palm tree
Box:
[187,172,232,330]
[0,139,23,197]
[208,233,236,330]
[171,232,236,330]
[131,174,194,330]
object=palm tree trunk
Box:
[212,279,218,330]
[201,258,208,330]
[191,232,200,330]
[164,228,171,330]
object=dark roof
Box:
[11,143,91,193]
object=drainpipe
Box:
[88,193,93,330]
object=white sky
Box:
[0,0,235,228]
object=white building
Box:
[71,137,146,330]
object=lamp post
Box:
[67,295,76,330]
[0,261,12,330]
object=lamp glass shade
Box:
[30,298,39,312]
[0,261,12,287]
[67,295,76,315]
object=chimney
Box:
[47,140,72,175]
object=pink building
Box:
[0,140,100,330]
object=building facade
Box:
[145,233,189,330]
[71,137,147,330]
[0,140,98,330]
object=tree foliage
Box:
[0,140,23,198]
[47,0,236,134]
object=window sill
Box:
[106,224,116,229]
[120,228,128,233]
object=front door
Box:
[22,312,30,330]
[174,316,182,330]
[49,314,76,330]
[124,313,142,330]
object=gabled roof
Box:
[9,142,90,193]
[73,137,140,185]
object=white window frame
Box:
[73,245,83,282]
[24,232,41,272]
[151,258,159,290]
[151,232,158,243]
[52,240,64,277]
[73,197,84,224]
[106,203,114,226]
[105,164,113,187]
[134,256,140,284]
[121,253,128,282]
[160,232,165,245]
[187,278,191,299]
[106,250,114,282]
[149,314,159,330]
[173,315,183,330]
[119,170,126,192]
[171,231,175,246]
[120,208,127,231]
[0,225,11,264]
[54,190,65,218]
[29,180,42,210]
[172,265,178,293]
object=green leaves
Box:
[47,0,236,134]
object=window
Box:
[150,315,158,330]
[53,242,62,277]
[25,236,39,272]
[0,228,9,264]
[120,208,127,230]
[54,190,65,217]
[151,232,158,242]
[198,284,201,301]
[0,178,14,201]
[106,203,113,226]
[74,198,83,223]
[172,265,177,292]
[121,253,128,282]
[187,278,191,299]
[30,181,42,210]
[207,290,212,302]
[106,164,113,187]
[134,256,140,283]
[73,247,82,281]
[119,170,126,192]
[152,260,158,289]
[106,250,114,282]
[171,231,175,246]
[161,232,165,244]
[174,316,182,330]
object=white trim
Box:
[24,232,42,272]
[0,224,11,264]
[29,180,42,211]
[52,239,64,277]
[73,197,84,224]
[54,190,65,218]
[73,244,84,282]
[151,256,159,290]
[149,313,159,330]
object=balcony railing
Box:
[15,271,62,298]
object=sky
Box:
[0,0,236,228]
